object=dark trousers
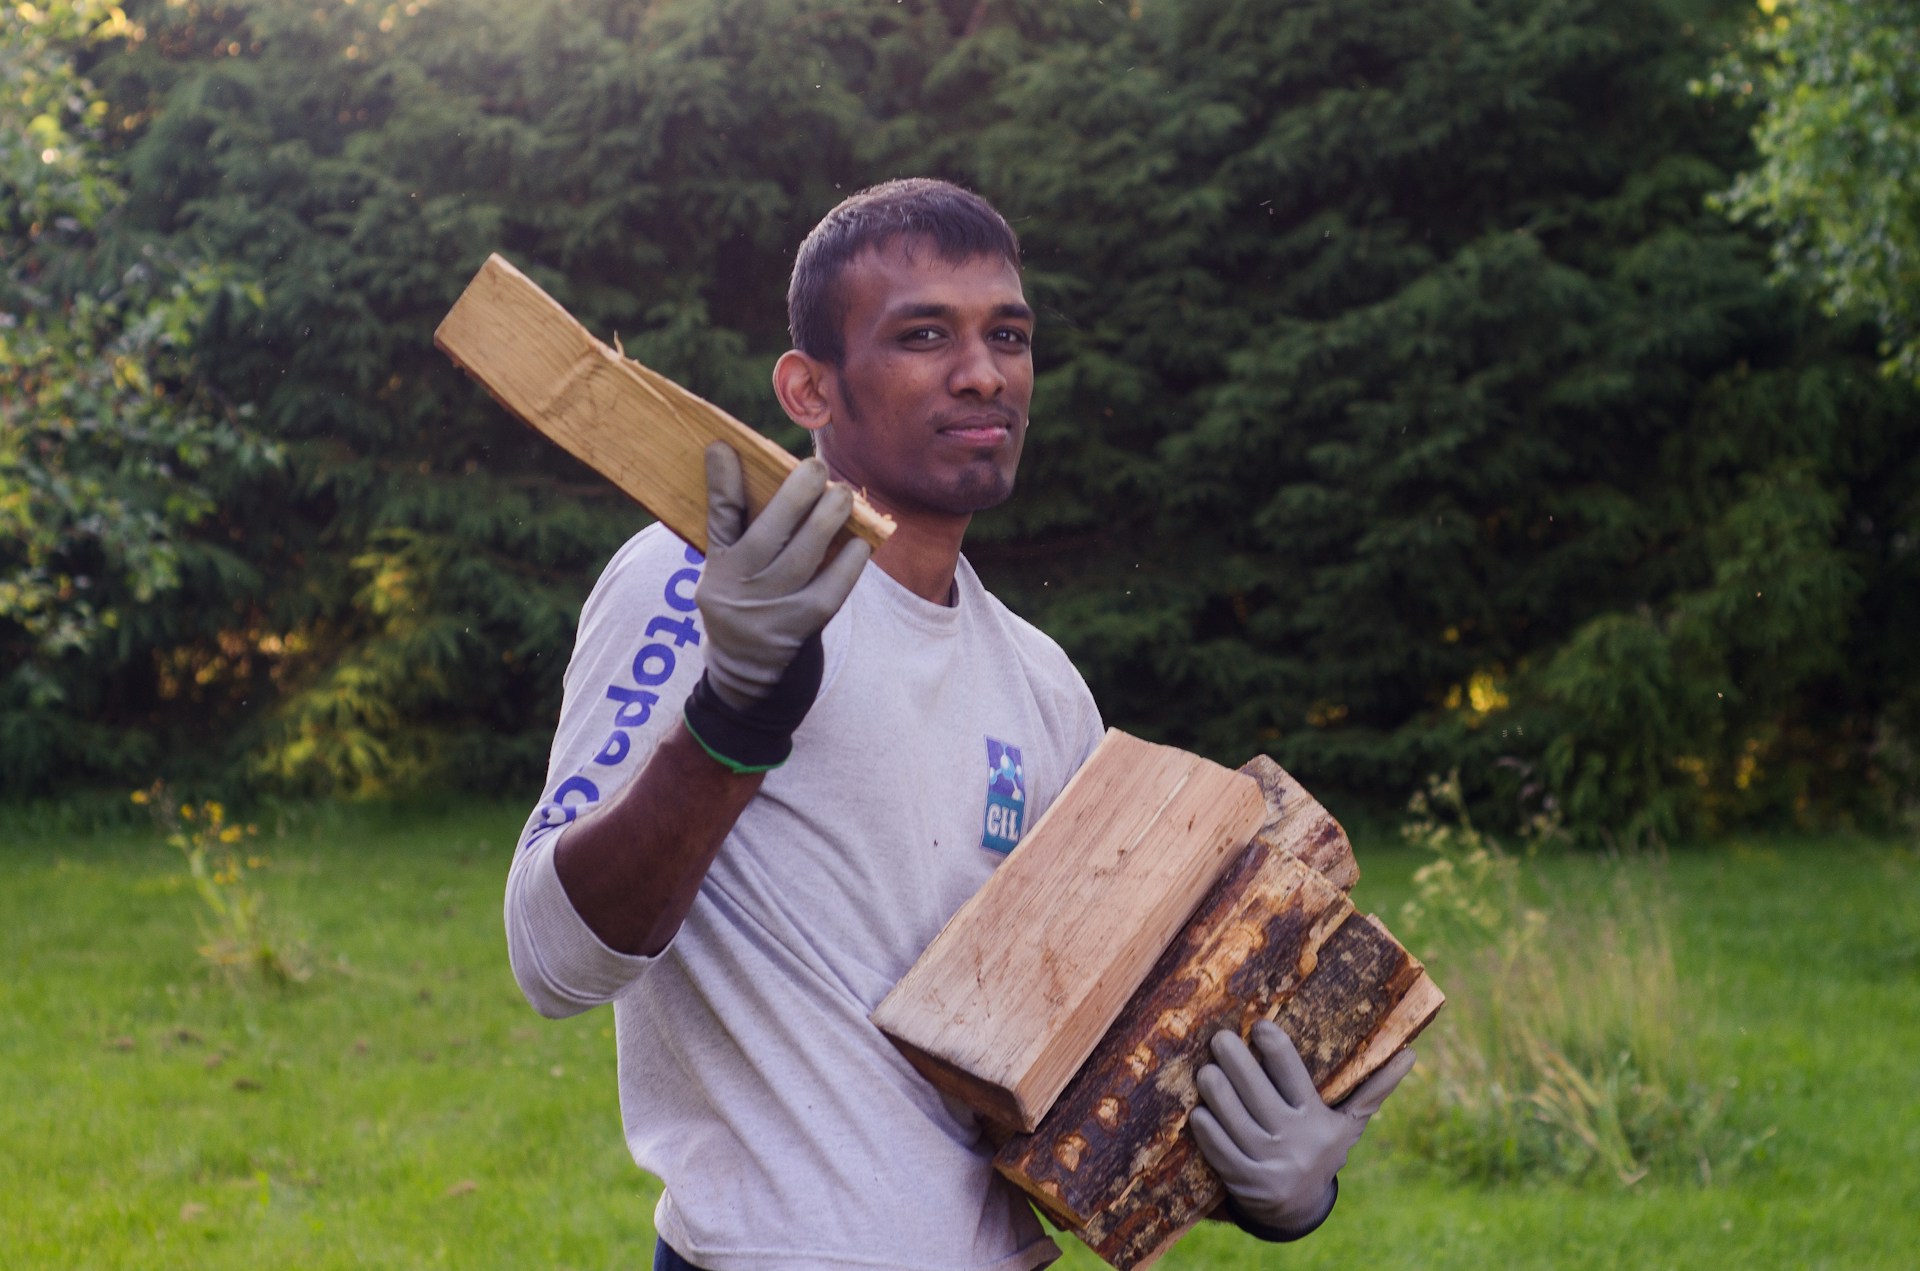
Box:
[653,1237,707,1271]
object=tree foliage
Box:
[958,0,1920,839]
[1706,0,1920,385]
[2,0,273,795]
[8,0,1914,837]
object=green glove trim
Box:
[681,705,788,775]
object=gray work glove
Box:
[683,444,870,771]
[1190,1019,1416,1239]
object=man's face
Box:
[816,239,1034,519]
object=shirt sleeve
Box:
[503,526,710,1018]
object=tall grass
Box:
[1387,775,1730,1185]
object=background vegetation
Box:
[6,6,1916,1263]
[5,0,1917,842]
[5,808,1915,1267]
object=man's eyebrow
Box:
[886,301,1035,323]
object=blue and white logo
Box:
[982,737,1027,854]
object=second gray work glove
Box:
[1190,1018,1415,1240]
[682,444,871,772]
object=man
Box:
[505,179,1411,1271]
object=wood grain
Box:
[991,757,1443,1269]
[871,730,1268,1133]
[435,253,894,554]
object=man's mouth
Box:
[936,411,1020,446]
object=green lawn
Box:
[2,804,1914,1269]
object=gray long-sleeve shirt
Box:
[506,524,1103,1271]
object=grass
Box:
[2,803,1916,1269]
[0,803,653,1269]
[1386,779,1716,1187]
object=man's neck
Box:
[858,494,969,606]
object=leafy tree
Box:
[953,0,1919,839]
[1706,0,1920,384]
[28,0,1915,839]
[1,0,272,795]
[85,0,1000,793]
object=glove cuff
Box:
[1224,1177,1338,1244]
[682,633,824,773]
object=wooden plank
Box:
[1237,755,1360,892]
[871,730,1268,1133]
[987,755,1443,1271]
[434,253,894,555]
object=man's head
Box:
[774,180,1034,523]
[787,178,1022,367]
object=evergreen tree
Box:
[29,0,1913,837]
[953,0,1919,837]
[87,0,993,792]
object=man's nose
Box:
[949,336,1007,398]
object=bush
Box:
[1386,774,1733,1184]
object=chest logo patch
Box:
[982,737,1027,854]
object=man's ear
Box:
[772,350,834,437]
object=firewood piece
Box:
[995,865,1443,1270]
[1237,755,1360,892]
[871,730,1268,1133]
[434,253,894,555]
[1320,969,1445,1104]
[993,844,1351,1231]
[1271,913,1431,1088]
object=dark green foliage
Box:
[10,0,1913,835]
[954,0,1920,838]
[2,1,276,797]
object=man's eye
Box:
[993,328,1032,349]
[902,327,944,344]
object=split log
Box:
[1238,755,1360,892]
[434,253,894,555]
[871,730,1268,1132]
[990,759,1444,1269]
[993,843,1352,1235]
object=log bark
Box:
[871,730,1268,1133]
[435,253,893,554]
[993,844,1351,1231]
[992,759,1443,1269]
[1238,755,1360,892]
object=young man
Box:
[505,179,1410,1271]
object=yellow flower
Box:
[180,805,195,821]
[206,802,225,823]
[219,826,242,844]
[131,790,150,805]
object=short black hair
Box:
[788,178,1022,365]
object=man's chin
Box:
[942,469,1016,515]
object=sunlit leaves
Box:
[1,0,276,793]
[1706,0,1920,384]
